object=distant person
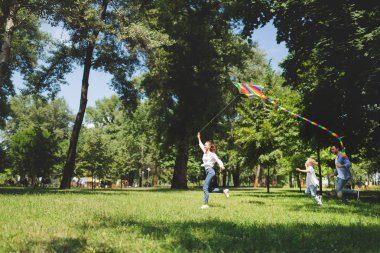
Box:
[329,145,360,200]
[296,158,323,206]
[197,132,229,209]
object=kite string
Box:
[235,82,347,157]
[198,94,241,133]
[273,102,346,156]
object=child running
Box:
[197,132,229,209]
[296,158,323,206]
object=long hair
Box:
[207,141,217,153]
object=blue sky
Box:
[13,22,288,112]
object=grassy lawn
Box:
[0,187,379,253]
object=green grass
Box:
[0,187,379,253]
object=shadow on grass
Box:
[232,192,307,199]
[0,187,133,196]
[287,200,379,215]
[232,189,380,203]
[242,200,266,205]
[78,217,380,253]
[23,237,90,253]
[47,237,88,253]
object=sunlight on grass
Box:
[0,187,379,252]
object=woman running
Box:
[197,132,229,209]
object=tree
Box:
[76,127,111,188]
[8,125,57,185]
[86,95,138,184]
[272,0,380,162]
[85,95,166,187]
[0,0,51,127]
[0,140,7,173]
[34,0,171,189]
[6,95,72,136]
[229,62,306,188]
[1,95,72,179]
[142,0,272,189]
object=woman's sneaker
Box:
[200,204,209,209]
[223,189,230,198]
[318,195,323,206]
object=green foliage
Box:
[7,95,73,137]
[140,0,275,188]
[0,1,52,126]
[8,126,57,181]
[3,95,73,180]
[84,95,168,183]
[273,0,380,163]
[224,0,273,37]
[222,58,305,185]
[76,127,112,180]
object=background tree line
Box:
[0,0,378,188]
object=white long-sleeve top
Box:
[199,141,224,170]
[306,166,319,187]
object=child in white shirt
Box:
[296,158,323,206]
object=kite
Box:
[234,82,347,157]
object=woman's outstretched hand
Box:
[197,132,201,139]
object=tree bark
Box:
[227,167,230,187]
[232,163,240,187]
[289,172,293,188]
[297,172,302,192]
[60,0,109,189]
[254,164,261,188]
[139,169,142,187]
[171,136,189,189]
[153,166,159,186]
[266,166,270,193]
[272,168,277,187]
[222,168,227,187]
[127,171,134,187]
[0,1,15,84]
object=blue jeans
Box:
[305,185,320,203]
[336,177,357,195]
[203,168,223,204]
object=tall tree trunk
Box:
[60,0,109,189]
[266,166,270,193]
[127,171,134,187]
[171,136,189,189]
[232,163,240,187]
[227,167,230,187]
[254,164,261,188]
[272,168,277,187]
[297,172,302,192]
[289,172,293,188]
[91,171,95,190]
[222,168,227,187]
[153,166,159,186]
[0,1,15,84]
[317,147,323,195]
